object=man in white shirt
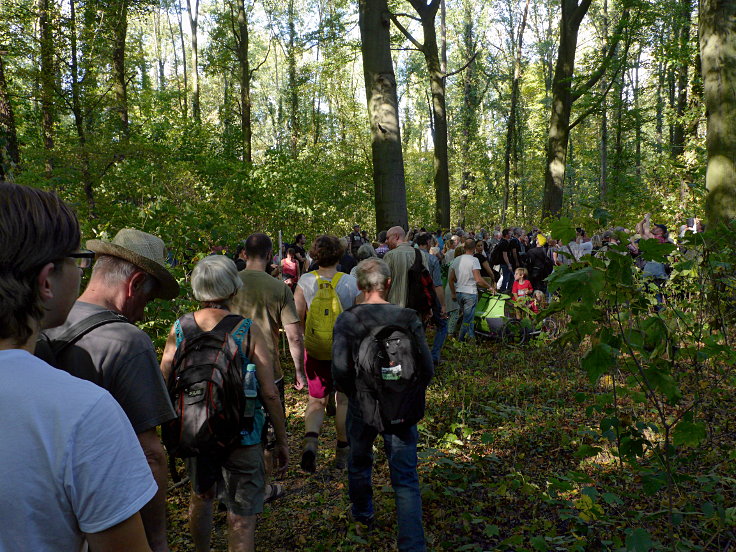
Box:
[0,182,155,552]
[448,239,492,341]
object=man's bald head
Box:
[386,226,406,249]
[464,238,476,252]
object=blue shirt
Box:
[0,350,156,551]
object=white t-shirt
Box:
[450,254,482,294]
[297,271,360,311]
[0,350,157,552]
[568,240,593,260]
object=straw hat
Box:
[87,228,179,299]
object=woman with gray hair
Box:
[349,243,378,278]
[160,254,288,552]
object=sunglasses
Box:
[66,250,96,270]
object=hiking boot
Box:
[334,445,350,470]
[300,437,318,473]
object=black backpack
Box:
[162,313,253,458]
[35,311,130,380]
[353,314,428,432]
[405,248,437,318]
[490,241,504,266]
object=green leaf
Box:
[593,207,611,227]
[673,420,706,447]
[530,535,549,551]
[581,343,616,383]
[643,366,681,403]
[575,444,602,459]
[550,217,577,245]
[602,492,623,505]
[626,528,653,552]
[637,239,676,262]
[484,525,500,537]
[641,471,668,495]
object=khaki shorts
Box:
[186,444,265,516]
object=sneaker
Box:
[335,445,350,470]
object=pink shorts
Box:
[304,352,333,399]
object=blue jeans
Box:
[430,297,448,363]
[500,264,513,293]
[456,292,478,341]
[347,401,426,552]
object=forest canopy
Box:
[0,0,726,247]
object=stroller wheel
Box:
[502,319,527,346]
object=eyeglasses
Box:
[66,250,96,270]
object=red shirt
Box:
[512,279,533,302]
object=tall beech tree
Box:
[503,0,531,223]
[390,0,450,229]
[111,0,130,139]
[187,0,201,122]
[38,0,54,175]
[0,51,19,179]
[701,0,736,222]
[541,0,629,219]
[359,0,408,230]
[235,0,252,164]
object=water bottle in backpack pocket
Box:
[162,314,254,458]
[239,363,265,446]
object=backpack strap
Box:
[331,272,344,287]
[175,312,199,348]
[49,310,129,357]
[230,318,252,366]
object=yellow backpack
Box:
[304,271,345,360]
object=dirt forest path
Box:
[162,331,736,551]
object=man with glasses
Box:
[43,228,180,552]
[0,182,155,551]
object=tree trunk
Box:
[236,0,252,165]
[394,0,449,228]
[112,0,130,139]
[599,0,609,201]
[287,0,299,156]
[542,0,591,218]
[459,0,477,229]
[504,0,530,224]
[153,8,165,91]
[358,0,408,231]
[674,0,692,203]
[186,0,200,122]
[0,52,19,179]
[38,0,54,176]
[701,0,736,222]
[176,0,188,118]
[542,0,626,218]
[70,0,95,216]
[634,46,642,178]
[424,29,450,229]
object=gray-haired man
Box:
[332,258,433,551]
[43,228,180,552]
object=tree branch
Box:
[571,0,593,27]
[388,11,424,52]
[392,12,422,22]
[571,8,631,102]
[445,50,480,78]
[250,40,271,77]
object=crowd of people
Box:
[1,178,695,552]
